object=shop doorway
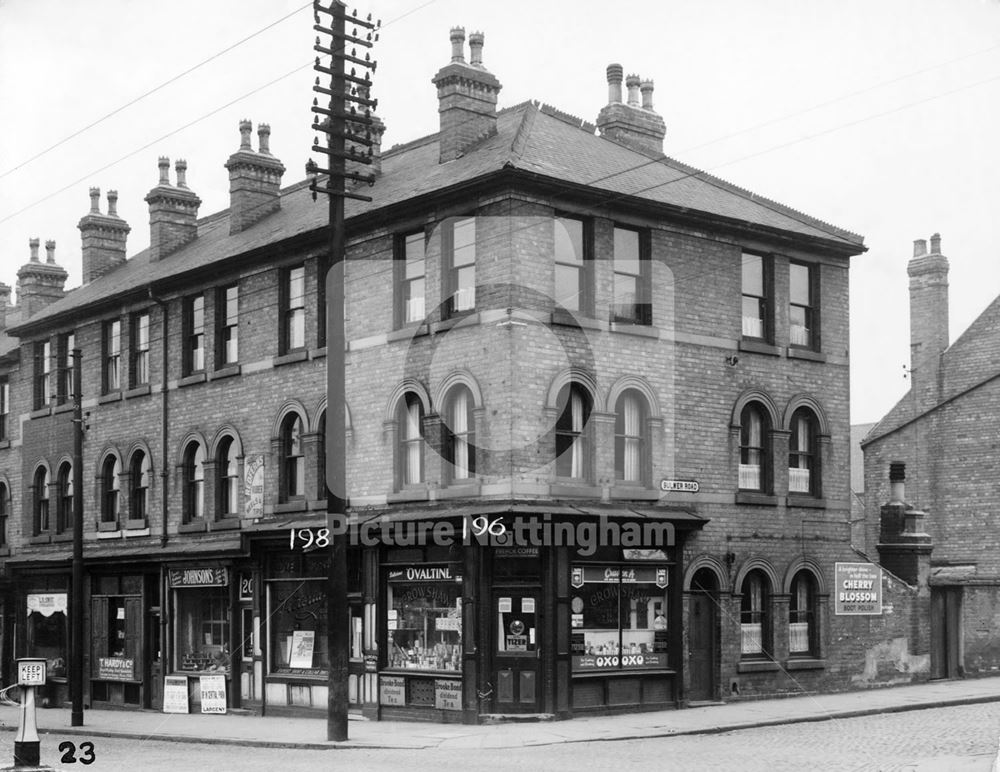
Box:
[930,586,962,679]
[688,568,718,702]
[491,588,541,713]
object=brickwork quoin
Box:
[330,214,677,502]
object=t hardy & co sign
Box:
[834,562,883,615]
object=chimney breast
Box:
[79,184,130,283]
[145,156,201,261]
[225,120,285,234]
[907,232,949,412]
[17,237,68,318]
[596,64,667,155]
[0,282,10,331]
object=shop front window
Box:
[570,564,670,672]
[268,580,329,674]
[175,585,230,673]
[27,593,68,678]
[386,565,462,672]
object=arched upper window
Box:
[183,442,205,522]
[444,387,475,482]
[34,467,50,535]
[0,482,7,547]
[789,570,819,656]
[57,462,73,534]
[130,451,150,522]
[739,403,770,492]
[280,414,305,501]
[789,407,819,495]
[555,383,591,480]
[615,389,648,484]
[740,569,771,658]
[318,412,327,497]
[397,394,424,487]
[101,455,121,524]
[218,437,239,517]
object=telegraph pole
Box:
[70,349,84,726]
[309,0,379,742]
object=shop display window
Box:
[570,565,670,672]
[26,595,67,678]
[268,579,328,674]
[387,567,462,672]
[176,587,230,673]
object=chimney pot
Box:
[107,190,119,217]
[239,119,253,150]
[625,74,641,106]
[889,461,906,504]
[29,237,40,262]
[640,79,654,110]
[257,123,272,155]
[468,31,484,67]
[45,240,56,264]
[930,233,941,254]
[607,63,624,103]
[175,159,188,188]
[913,239,927,258]
[89,187,101,214]
[449,26,466,62]
[158,156,170,185]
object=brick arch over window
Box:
[384,379,432,422]
[782,558,827,595]
[781,394,830,436]
[312,397,351,436]
[209,426,244,459]
[730,388,780,429]
[272,400,310,440]
[545,368,599,411]
[683,555,729,592]
[95,445,124,527]
[174,432,209,467]
[434,370,484,412]
[732,557,780,596]
[30,460,52,534]
[604,375,661,418]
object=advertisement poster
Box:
[243,454,265,519]
[289,630,316,668]
[380,676,405,706]
[97,657,135,681]
[162,676,189,714]
[199,675,227,714]
[434,680,462,711]
[834,562,883,615]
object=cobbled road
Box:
[10,701,1000,771]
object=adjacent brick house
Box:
[863,234,1000,681]
[0,28,935,723]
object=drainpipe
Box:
[149,289,170,548]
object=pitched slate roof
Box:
[12,101,865,333]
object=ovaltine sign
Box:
[834,562,882,615]
[387,566,460,582]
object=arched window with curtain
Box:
[218,437,239,517]
[555,383,591,480]
[789,407,819,495]
[445,386,476,482]
[57,462,73,533]
[789,570,818,656]
[183,443,205,522]
[101,455,121,524]
[739,403,769,492]
[280,414,305,501]
[615,389,648,484]
[397,393,424,487]
[130,451,149,522]
[34,467,50,534]
[740,569,771,657]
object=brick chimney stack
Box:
[907,232,949,411]
[0,282,11,331]
[877,462,933,588]
[225,119,286,234]
[145,156,201,261]
[17,238,68,319]
[596,63,667,155]
[432,27,503,163]
[78,187,131,283]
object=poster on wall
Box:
[162,676,189,714]
[200,675,227,714]
[289,630,316,668]
[243,454,265,520]
[96,657,135,681]
[834,562,883,615]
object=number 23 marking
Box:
[59,740,96,764]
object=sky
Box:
[1,0,998,425]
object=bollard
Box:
[12,658,45,769]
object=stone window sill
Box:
[30,406,52,418]
[550,483,602,499]
[608,486,660,501]
[125,384,152,399]
[0,440,9,450]
[610,322,659,339]
[179,372,207,388]
[274,350,308,367]
[387,487,430,503]
[736,492,779,506]
[787,495,827,509]
[739,339,781,357]
[210,518,241,531]
[787,347,826,363]
[99,392,123,405]
[178,520,207,533]
[310,347,327,360]
[273,500,308,514]
[431,312,480,335]
[437,481,481,500]
[97,520,120,532]
[54,402,74,415]
[784,658,825,671]
[736,659,780,673]
[211,365,241,381]
[52,532,74,543]
[550,310,602,330]
[29,534,51,545]
[387,324,430,343]
[126,519,148,531]
[125,526,150,537]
